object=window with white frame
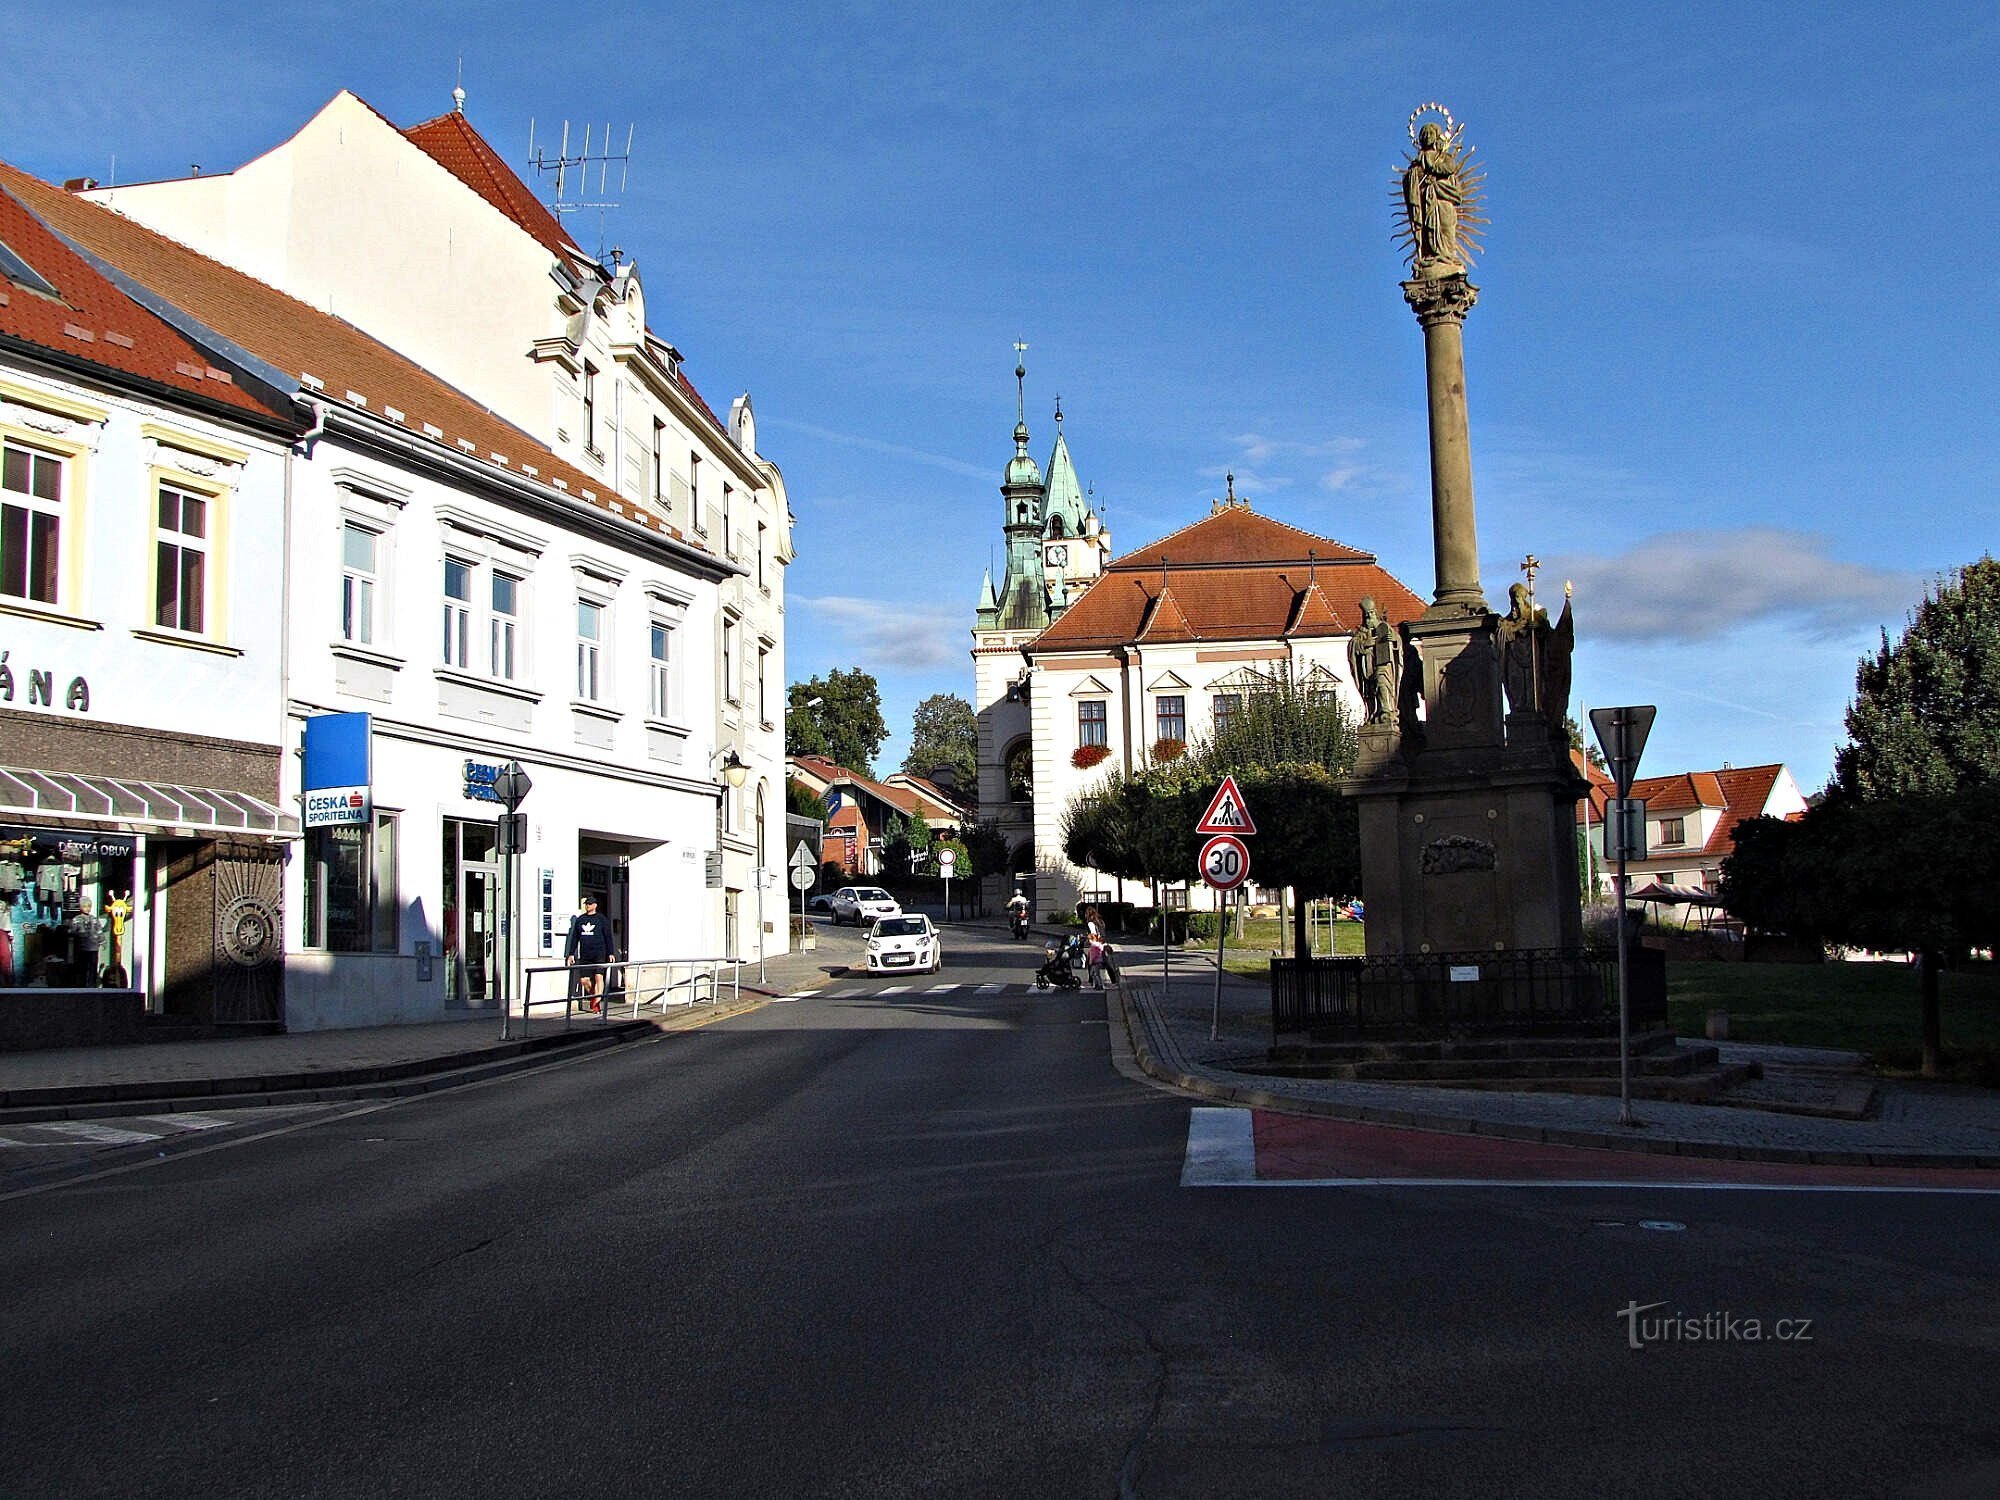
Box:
[490,572,520,681]
[1155,695,1186,743]
[576,598,605,702]
[722,482,734,555]
[652,418,665,507]
[342,522,379,645]
[582,363,599,455]
[723,616,738,703]
[154,482,210,633]
[1660,816,1686,847]
[442,557,473,669]
[304,810,399,952]
[648,620,671,718]
[1,439,63,606]
[757,520,768,590]
[689,452,705,532]
[757,644,769,724]
[1211,693,1241,735]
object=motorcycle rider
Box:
[1006,888,1030,939]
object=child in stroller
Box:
[1034,932,1086,991]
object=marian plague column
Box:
[1346,105,1587,962]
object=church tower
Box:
[970,352,1111,907]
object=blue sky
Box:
[9,2,1993,790]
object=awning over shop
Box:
[0,764,296,836]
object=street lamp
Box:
[716,748,750,788]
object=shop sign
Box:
[462,760,504,804]
[302,712,372,829]
[0,824,136,859]
[0,651,91,713]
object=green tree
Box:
[1564,716,1607,771]
[786,669,888,776]
[1835,556,2000,800]
[1728,559,2000,1077]
[786,779,828,823]
[907,810,934,859]
[878,810,913,881]
[903,693,978,794]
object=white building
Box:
[1579,762,1809,899]
[0,171,298,1046]
[15,137,766,1031]
[988,479,1426,911]
[78,88,793,974]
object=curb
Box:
[1112,985,2000,1172]
[0,996,769,1126]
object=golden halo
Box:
[1407,101,1457,145]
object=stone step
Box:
[1270,1030,1678,1067]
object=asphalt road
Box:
[4,921,1998,1499]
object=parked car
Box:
[806,893,835,914]
[830,886,901,926]
[867,913,941,974]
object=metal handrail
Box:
[512,954,747,1038]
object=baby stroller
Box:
[1034,934,1083,991]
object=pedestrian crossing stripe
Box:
[39,1122,158,1145]
[926,983,960,993]
[877,985,911,995]
[976,983,1004,993]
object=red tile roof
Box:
[1036,505,1424,651]
[1108,507,1373,570]
[1574,760,1790,862]
[0,163,702,549]
[401,111,578,259]
[0,184,287,424]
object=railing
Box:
[1270,946,1668,1037]
[514,955,746,1038]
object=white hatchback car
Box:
[867,913,941,974]
[830,886,901,926]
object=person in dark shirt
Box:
[564,896,615,1013]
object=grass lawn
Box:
[1182,917,1366,977]
[1669,959,2000,1081]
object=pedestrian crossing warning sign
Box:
[1195,775,1257,836]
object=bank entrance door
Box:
[444,818,500,1007]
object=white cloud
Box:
[764,417,991,480]
[1547,529,1922,643]
[794,594,967,671]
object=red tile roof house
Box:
[789,755,968,877]
[0,177,301,1047]
[1018,501,1425,910]
[1576,760,1808,900]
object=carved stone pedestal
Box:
[1344,616,1586,962]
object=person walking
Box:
[564,895,615,1013]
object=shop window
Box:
[576,598,605,702]
[303,811,399,952]
[1078,700,1108,748]
[0,827,138,988]
[154,482,209,634]
[1155,695,1186,743]
[342,523,379,645]
[1,439,63,606]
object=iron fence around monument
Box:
[1270,947,1667,1038]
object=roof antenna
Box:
[526,118,635,246]
[454,55,466,113]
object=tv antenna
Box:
[526,119,635,256]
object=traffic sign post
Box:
[936,845,955,923]
[1589,706,1657,1129]
[1197,780,1257,1042]
[789,843,816,935]
[492,761,532,1042]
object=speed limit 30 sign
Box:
[1199,834,1251,891]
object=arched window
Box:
[755,782,768,859]
[1005,739,1033,803]
[1016,502,1028,524]
[1049,514,1066,538]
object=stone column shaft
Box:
[1404,274,1484,614]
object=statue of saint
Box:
[1347,596,1404,726]
[1403,121,1467,274]
[1498,581,1575,726]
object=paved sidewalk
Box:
[1119,951,2000,1168]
